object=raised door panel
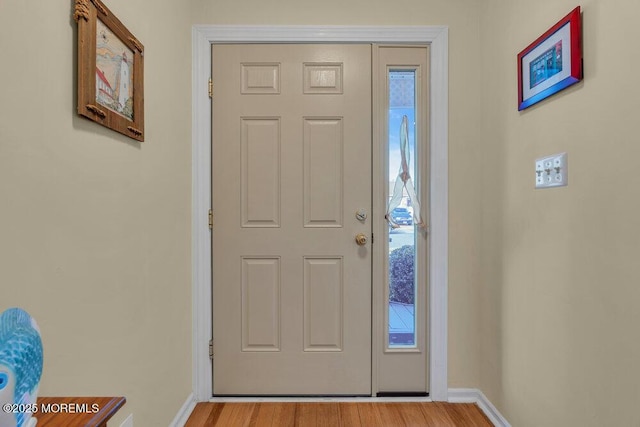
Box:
[241,257,281,351]
[241,118,281,227]
[303,257,343,351]
[303,118,343,228]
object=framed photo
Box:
[517,6,582,111]
[74,0,144,141]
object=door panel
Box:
[303,118,343,227]
[212,44,371,395]
[241,257,281,351]
[303,256,344,351]
[240,118,281,227]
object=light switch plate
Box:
[535,152,567,189]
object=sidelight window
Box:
[386,70,420,348]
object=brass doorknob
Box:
[355,233,367,246]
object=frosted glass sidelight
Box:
[387,71,417,348]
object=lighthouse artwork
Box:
[75,0,144,141]
[95,19,134,120]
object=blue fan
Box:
[0,308,43,427]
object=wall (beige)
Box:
[480,1,640,425]
[0,0,489,424]
[192,0,485,391]
[0,1,192,426]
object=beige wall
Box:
[480,0,640,425]
[0,2,488,424]
[193,0,485,391]
[0,1,192,426]
[0,2,487,425]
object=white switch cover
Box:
[535,152,567,189]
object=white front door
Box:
[212,44,372,395]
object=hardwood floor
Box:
[185,402,493,426]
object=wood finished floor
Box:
[185,402,494,426]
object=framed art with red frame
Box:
[517,6,582,111]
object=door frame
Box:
[191,25,449,402]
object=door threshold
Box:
[376,392,429,397]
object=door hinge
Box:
[208,78,213,98]
[371,233,375,244]
[208,209,213,230]
[209,339,214,359]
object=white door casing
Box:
[191,26,448,401]
[212,44,372,395]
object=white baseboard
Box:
[169,393,197,427]
[119,413,134,427]
[448,388,510,427]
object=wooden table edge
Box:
[35,396,126,427]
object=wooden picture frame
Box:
[74,0,144,141]
[517,6,582,111]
